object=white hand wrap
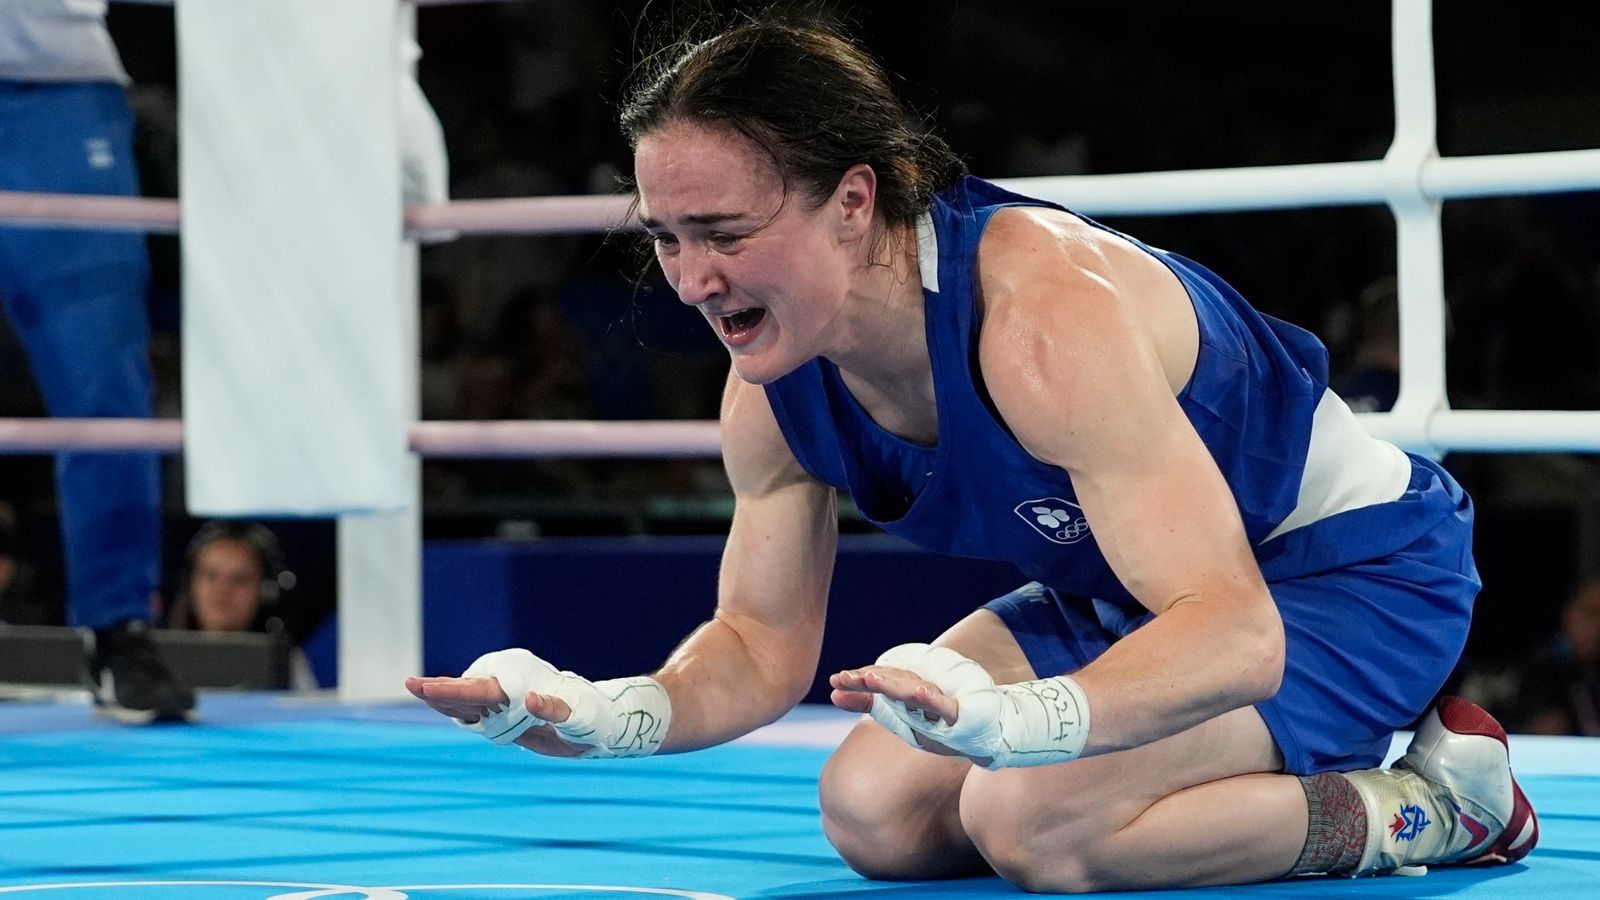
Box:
[867,643,1090,770]
[458,649,671,758]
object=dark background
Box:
[1,0,1596,674]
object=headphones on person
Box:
[185,520,295,608]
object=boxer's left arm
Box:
[834,208,1284,763]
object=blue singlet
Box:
[765,176,1478,774]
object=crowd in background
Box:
[0,1,1597,727]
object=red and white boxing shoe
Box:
[1345,696,1539,875]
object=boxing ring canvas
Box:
[0,696,1595,900]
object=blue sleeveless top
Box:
[764,176,1459,609]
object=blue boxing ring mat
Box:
[1,694,1596,899]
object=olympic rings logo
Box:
[1014,498,1092,545]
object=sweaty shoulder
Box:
[975,206,1198,407]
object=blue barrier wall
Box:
[419,533,1026,703]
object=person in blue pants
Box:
[0,0,192,721]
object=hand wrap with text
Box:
[867,643,1091,769]
[458,648,670,758]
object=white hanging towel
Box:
[179,0,408,515]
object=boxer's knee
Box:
[960,767,1117,893]
[819,724,984,880]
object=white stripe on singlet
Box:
[925,205,1405,539]
[1262,387,1412,544]
[915,211,941,293]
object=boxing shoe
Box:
[84,619,196,724]
[1345,696,1538,875]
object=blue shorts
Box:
[986,457,1478,775]
[0,80,158,627]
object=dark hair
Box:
[166,520,294,632]
[620,16,965,237]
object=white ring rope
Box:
[407,420,720,457]
[3,413,1598,456]
[6,147,1600,235]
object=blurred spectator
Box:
[427,118,580,347]
[165,520,318,690]
[0,500,18,602]
[1335,276,1402,413]
[1447,201,1600,411]
[419,274,464,421]
[0,499,45,624]
[1512,578,1600,736]
[499,286,590,421]
[0,501,13,594]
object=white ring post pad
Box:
[178,0,409,516]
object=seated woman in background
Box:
[165,520,317,689]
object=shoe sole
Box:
[1434,695,1539,864]
[86,671,197,726]
[93,705,197,725]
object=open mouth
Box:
[719,308,766,337]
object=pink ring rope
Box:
[0,191,179,234]
[0,191,635,238]
[0,419,721,458]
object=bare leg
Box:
[825,607,1311,888]
[959,706,1307,892]
[819,609,1033,879]
[975,696,1541,890]
[820,721,984,879]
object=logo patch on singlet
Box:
[85,138,115,170]
[1014,498,1091,545]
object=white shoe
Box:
[1346,696,1538,875]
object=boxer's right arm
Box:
[408,371,835,756]
[650,370,838,752]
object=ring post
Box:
[176,0,418,696]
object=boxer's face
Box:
[635,120,860,385]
